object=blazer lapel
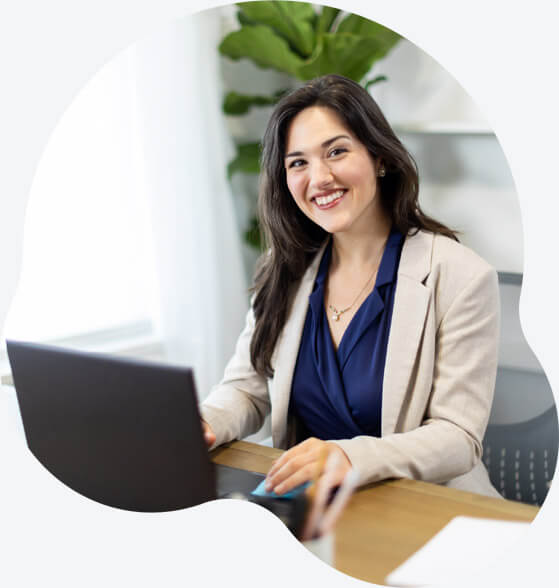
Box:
[270,244,327,447]
[382,231,433,436]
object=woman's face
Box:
[284,106,382,236]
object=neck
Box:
[330,212,392,270]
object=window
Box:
[2,49,159,353]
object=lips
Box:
[312,189,346,209]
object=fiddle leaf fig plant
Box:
[219,2,401,249]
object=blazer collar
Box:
[398,229,433,282]
[382,230,434,435]
[270,241,328,447]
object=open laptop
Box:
[6,339,265,512]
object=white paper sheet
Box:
[385,515,530,587]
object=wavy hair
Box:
[250,74,456,378]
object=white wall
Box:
[371,39,523,273]
[218,22,524,276]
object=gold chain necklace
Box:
[327,242,386,322]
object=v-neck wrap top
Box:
[290,229,404,441]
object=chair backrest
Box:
[482,406,558,505]
[482,272,558,505]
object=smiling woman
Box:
[201,74,502,499]
[284,107,382,236]
[283,106,390,353]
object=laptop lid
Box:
[7,339,218,512]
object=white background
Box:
[1,1,557,587]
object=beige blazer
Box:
[201,230,502,498]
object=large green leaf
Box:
[296,33,389,82]
[223,89,287,115]
[364,75,387,89]
[336,14,400,58]
[237,8,257,27]
[219,25,304,77]
[243,215,263,250]
[237,1,316,57]
[315,5,340,34]
[227,142,261,179]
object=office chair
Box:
[482,273,558,506]
[482,405,558,505]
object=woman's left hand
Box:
[265,437,351,495]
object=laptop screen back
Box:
[7,340,217,512]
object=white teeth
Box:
[315,190,344,206]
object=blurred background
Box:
[0,2,554,503]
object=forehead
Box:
[285,106,353,152]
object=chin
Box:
[308,212,351,234]
[316,219,354,235]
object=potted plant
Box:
[219,1,401,249]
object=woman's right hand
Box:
[201,420,216,447]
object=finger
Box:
[267,442,311,478]
[307,444,331,499]
[201,421,216,446]
[268,440,329,491]
[266,451,317,491]
[273,462,317,495]
[204,430,216,446]
[266,454,288,479]
[267,448,307,482]
[267,437,323,479]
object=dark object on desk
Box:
[216,463,265,496]
[483,405,558,506]
[6,340,263,512]
[220,492,309,538]
[250,493,309,538]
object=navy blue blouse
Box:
[289,229,404,441]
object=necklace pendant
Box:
[332,310,340,321]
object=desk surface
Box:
[211,440,539,586]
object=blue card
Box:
[251,479,310,499]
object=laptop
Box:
[6,339,265,512]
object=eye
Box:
[328,147,347,158]
[288,158,306,169]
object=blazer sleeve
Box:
[330,265,500,487]
[200,305,270,448]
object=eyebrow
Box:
[285,134,351,159]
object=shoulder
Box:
[400,229,495,281]
[430,232,495,280]
[404,230,498,317]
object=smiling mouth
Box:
[313,189,346,208]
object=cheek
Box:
[286,173,306,202]
[347,161,375,187]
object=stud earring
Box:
[377,166,386,178]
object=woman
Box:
[201,74,501,498]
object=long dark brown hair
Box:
[250,74,456,378]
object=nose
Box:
[310,158,334,189]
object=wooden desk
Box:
[211,440,539,586]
